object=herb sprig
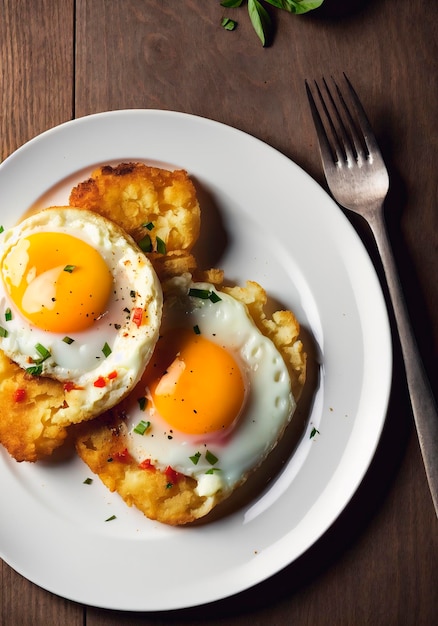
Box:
[220,0,324,46]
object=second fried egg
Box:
[125,278,295,498]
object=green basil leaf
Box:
[221,0,244,7]
[264,0,324,13]
[248,0,272,47]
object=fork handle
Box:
[368,207,438,516]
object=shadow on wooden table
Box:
[314,0,373,19]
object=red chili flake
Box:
[64,381,84,392]
[13,388,26,402]
[107,370,118,380]
[139,458,155,471]
[132,307,144,327]
[114,448,132,463]
[164,465,182,484]
[93,376,106,388]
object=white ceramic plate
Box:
[0,110,392,611]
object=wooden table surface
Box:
[1,1,437,624]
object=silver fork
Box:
[306,74,438,516]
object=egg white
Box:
[0,207,163,416]
[126,278,295,497]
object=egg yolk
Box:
[1,232,113,333]
[145,327,245,435]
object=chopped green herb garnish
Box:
[133,419,150,435]
[189,452,201,465]
[221,16,238,30]
[105,515,116,522]
[143,221,154,231]
[63,336,74,344]
[102,342,112,358]
[193,324,201,335]
[208,291,222,303]
[166,482,173,489]
[26,365,43,376]
[188,287,222,303]
[0,226,4,233]
[63,265,76,273]
[0,326,8,338]
[138,234,152,252]
[5,308,12,322]
[310,427,320,439]
[83,477,93,485]
[205,468,222,474]
[137,396,148,411]
[156,236,166,254]
[206,450,219,465]
[221,0,324,47]
[35,343,51,362]
[189,287,210,299]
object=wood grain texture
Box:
[1,0,437,624]
[0,0,74,160]
[0,2,82,625]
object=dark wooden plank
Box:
[0,0,75,160]
[0,2,83,625]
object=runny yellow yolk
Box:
[1,232,113,333]
[145,327,246,435]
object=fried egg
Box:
[125,278,295,498]
[0,207,162,417]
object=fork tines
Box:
[305,74,378,168]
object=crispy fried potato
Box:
[75,277,307,525]
[0,351,69,461]
[69,163,201,253]
[75,412,219,526]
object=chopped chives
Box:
[205,450,219,466]
[35,343,51,362]
[208,291,222,303]
[188,288,222,303]
[63,265,76,273]
[5,308,12,322]
[156,237,166,254]
[189,452,201,465]
[143,221,154,231]
[193,324,201,335]
[205,467,222,475]
[189,288,211,299]
[102,342,112,357]
[105,515,116,522]
[26,365,43,376]
[138,234,152,253]
[0,326,8,338]
[62,336,74,344]
[137,396,147,411]
[83,477,93,485]
[133,419,150,435]
[0,226,4,233]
